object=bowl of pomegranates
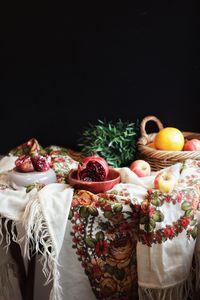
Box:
[68,156,120,193]
[9,154,57,188]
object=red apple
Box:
[154,171,177,193]
[130,160,151,177]
[183,139,200,151]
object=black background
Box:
[0,1,199,154]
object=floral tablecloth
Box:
[69,160,200,300]
[69,189,138,300]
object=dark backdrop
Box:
[0,1,199,154]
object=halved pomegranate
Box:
[31,155,52,172]
[15,155,35,172]
[77,156,109,182]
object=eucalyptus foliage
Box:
[79,119,138,167]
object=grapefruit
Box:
[154,127,184,151]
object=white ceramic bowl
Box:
[9,168,57,188]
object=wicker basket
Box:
[137,115,200,171]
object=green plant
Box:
[79,119,139,167]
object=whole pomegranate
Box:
[77,156,109,182]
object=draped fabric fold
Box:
[118,160,200,299]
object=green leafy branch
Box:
[79,119,139,167]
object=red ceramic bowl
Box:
[68,167,121,193]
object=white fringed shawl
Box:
[0,156,74,300]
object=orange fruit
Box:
[154,127,184,151]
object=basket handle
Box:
[140,115,164,141]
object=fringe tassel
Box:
[0,217,18,250]
[138,276,194,300]
[21,193,62,300]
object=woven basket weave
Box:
[137,115,200,171]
